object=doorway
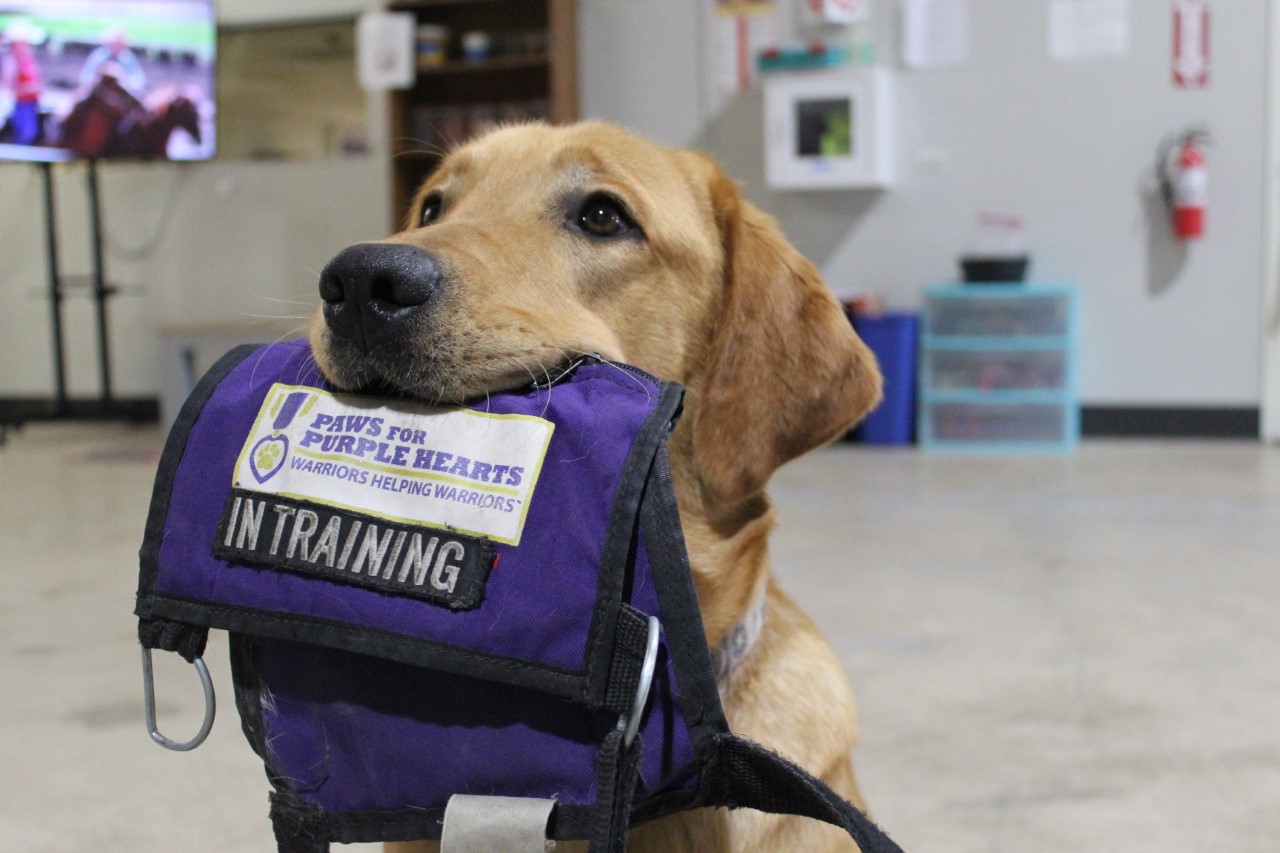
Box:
[1266,0,1280,442]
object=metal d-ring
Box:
[141,647,216,751]
[621,616,661,749]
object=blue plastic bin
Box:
[851,313,918,444]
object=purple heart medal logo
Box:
[247,390,311,484]
[273,391,310,431]
[249,434,289,484]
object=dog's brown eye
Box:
[576,194,635,238]
[419,194,443,228]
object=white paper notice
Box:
[902,0,970,70]
[1049,0,1129,62]
[356,11,415,91]
[703,0,781,118]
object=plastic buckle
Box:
[141,647,216,751]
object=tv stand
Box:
[0,160,144,445]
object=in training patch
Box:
[229,383,555,547]
[214,489,495,608]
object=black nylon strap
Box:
[603,604,650,715]
[137,616,208,663]
[699,733,904,853]
[588,726,644,853]
[637,442,728,755]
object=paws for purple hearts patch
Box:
[230,384,554,547]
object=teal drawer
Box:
[925,349,1068,392]
[921,402,1076,450]
[925,293,1070,338]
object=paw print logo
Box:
[249,435,289,484]
[256,440,282,472]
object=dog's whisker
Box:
[577,349,654,402]
[293,349,319,387]
[237,312,310,322]
[508,355,542,392]
[390,136,452,164]
[531,356,555,419]
[536,348,582,418]
[256,294,316,308]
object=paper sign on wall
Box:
[715,0,776,16]
[703,0,781,118]
[902,0,970,70]
[1048,0,1129,62]
[356,11,415,91]
[804,0,870,26]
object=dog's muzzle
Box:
[318,242,442,351]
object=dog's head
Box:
[311,122,881,516]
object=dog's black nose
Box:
[318,242,442,350]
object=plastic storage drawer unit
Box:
[918,283,1078,453]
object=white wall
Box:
[0,0,390,399]
[0,158,388,397]
[577,0,705,148]
[218,0,376,26]
[581,0,1269,409]
[1266,0,1280,442]
[4,0,1268,409]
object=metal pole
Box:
[40,162,67,413]
[86,158,113,406]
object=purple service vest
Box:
[135,340,902,853]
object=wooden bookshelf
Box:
[386,0,577,226]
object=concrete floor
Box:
[2,424,1278,852]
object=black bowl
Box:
[960,255,1029,284]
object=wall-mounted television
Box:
[0,0,215,162]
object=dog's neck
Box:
[667,430,774,654]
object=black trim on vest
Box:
[269,790,330,853]
[582,380,686,706]
[150,594,592,700]
[639,441,731,760]
[135,344,258,656]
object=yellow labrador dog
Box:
[310,121,883,852]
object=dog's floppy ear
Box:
[692,175,883,512]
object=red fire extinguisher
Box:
[1159,128,1210,240]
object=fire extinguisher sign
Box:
[1173,0,1209,89]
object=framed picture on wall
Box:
[763,68,893,190]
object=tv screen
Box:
[0,0,214,162]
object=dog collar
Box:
[713,594,766,681]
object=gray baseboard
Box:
[1081,406,1259,438]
